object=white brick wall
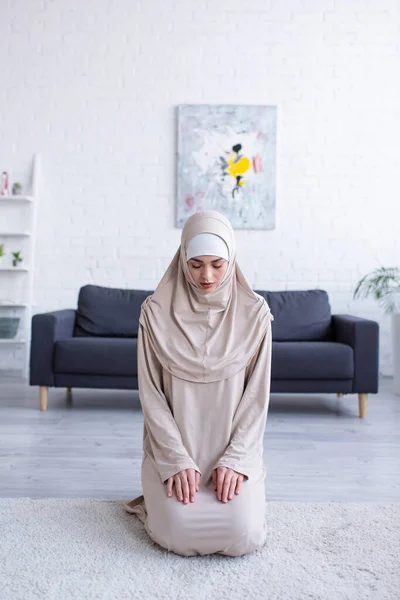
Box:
[0,0,399,375]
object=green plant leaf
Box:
[353,267,400,314]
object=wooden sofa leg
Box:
[40,386,48,411]
[358,393,367,419]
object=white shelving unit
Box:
[0,155,40,379]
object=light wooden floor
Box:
[0,376,399,502]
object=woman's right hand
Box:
[166,468,200,503]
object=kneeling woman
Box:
[124,210,274,557]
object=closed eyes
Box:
[191,264,223,269]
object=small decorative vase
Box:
[1,171,9,195]
[0,317,20,339]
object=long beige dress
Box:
[125,315,273,557]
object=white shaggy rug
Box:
[0,499,399,600]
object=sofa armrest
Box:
[332,314,379,393]
[29,309,77,386]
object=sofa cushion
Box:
[271,341,354,379]
[254,289,333,341]
[74,285,153,338]
[54,337,138,376]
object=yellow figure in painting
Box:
[227,151,251,180]
[221,143,251,198]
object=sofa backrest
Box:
[74,285,332,342]
[74,285,154,338]
[254,289,333,341]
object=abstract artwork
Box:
[176,104,277,229]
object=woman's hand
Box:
[212,466,245,503]
[166,468,201,503]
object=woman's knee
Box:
[147,501,196,554]
[219,523,267,557]
[218,509,267,557]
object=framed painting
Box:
[176,104,277,229]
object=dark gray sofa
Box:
[29,284,380,418]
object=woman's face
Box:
[187,255,229,292]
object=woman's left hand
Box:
[212,466,245,503]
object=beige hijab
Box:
[139,210,274,383]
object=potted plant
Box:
[353,266,400,395]
[12,251,23,267]
[12,182,23,195]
